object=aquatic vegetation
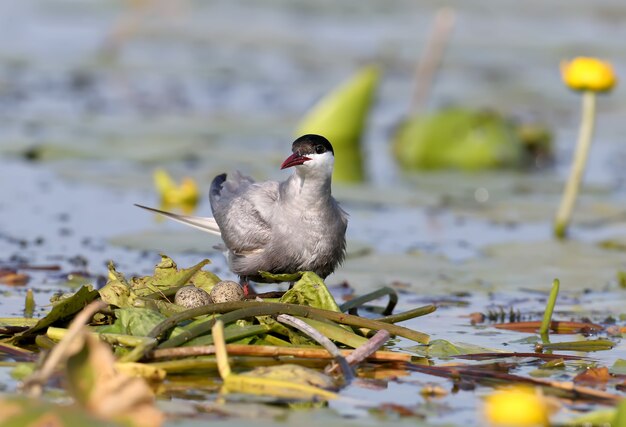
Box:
[392,108,551,171]
[0,3,625,426]
[0,256,434,425]
[296,66,380,183]
[153,169,199,214]
[539,279,559,342]
[3,257,626,426]
[554,57,618,239]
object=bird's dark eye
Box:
[315,144,326,154]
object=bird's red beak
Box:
[280,153,311,169]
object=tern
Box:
[136,134,348,293]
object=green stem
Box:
[554,90,596,239]
[376,305,437,323]
[24,289,35,318]
[537,339,613,352]
[137,301,430,362]
[539,279,560,343]
[35,334,57,350]
[296,317,369,348]
[150,301,429,342]
[339,287,398,315]
[46,326,156,348]
[0,318,39,327]
[147,356,327,373]
[182,324,271,347]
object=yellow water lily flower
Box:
[554,57,618,238]
[483,386,549,426]
[153,169,199,213]
[561,57,617,92]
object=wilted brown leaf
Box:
[0,271,29,286]
[376,403,424,418]
[574,367,610,388]
[67,332,165,427]
[0,400,23,423]
[21,301,164,427]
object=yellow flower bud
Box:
[153,169,199,208]
[561,57,617,92]
[179,177,199,205]
[483,386,549,426]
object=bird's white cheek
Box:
[295,153,334,181]
[312,154,334,173]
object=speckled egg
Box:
[210,280,245,303]
[174,285,212,308]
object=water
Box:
[1,1,626,425]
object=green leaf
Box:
[615,399,626,427]
[13,286,100,342]
[141,299,188,317]
[408,339,499,358]
[279,272,341,312]
[190,270,222,293]
[567,409,615,426]
[98,308,178,337]
[259,271,305,282]
[99,263,137,308]
[10,362,35,381]
[393,108,528,171]
[240,364,335,389]
[130,255,215,297]
[296,66,380,183]
[610,359,626,375]
[257,273,350,345]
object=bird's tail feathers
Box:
[134,204,221,236]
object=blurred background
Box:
[1,0,626,315]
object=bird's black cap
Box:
[292,134,334,156]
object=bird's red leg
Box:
[239,276,256,297]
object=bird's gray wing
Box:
[210,172,279,255]
[209,171,253,210]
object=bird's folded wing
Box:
[210,180,279,254]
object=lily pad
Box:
[463,240,626,291]
[408,339,500,358]
[392,108,529,171]
[336,238,626,295]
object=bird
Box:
[136,134,348,294]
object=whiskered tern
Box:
[136,134,348,294]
